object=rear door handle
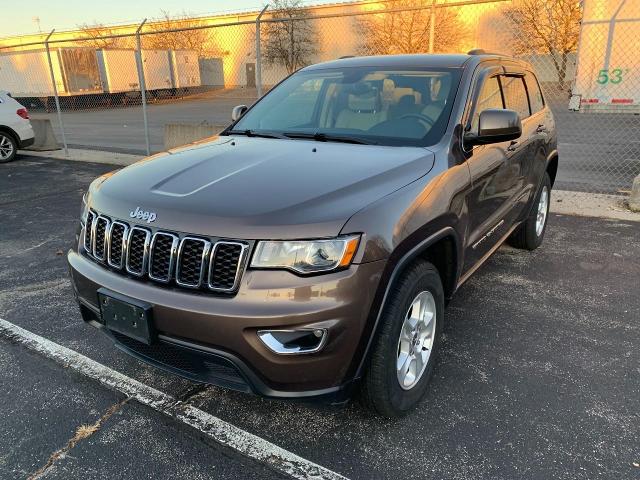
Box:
[507,140,519,152]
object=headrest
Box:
[347,91,379,111]
[382,78,396,105]
[396,94,416,108]
[393,87,421,104]
[432,75,452,102]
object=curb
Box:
[20,148,143,166]
[550,190,639,222]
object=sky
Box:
[2,0,347,38]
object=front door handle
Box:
[507,140,519,152]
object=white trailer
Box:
[0,48,101,97]
[1,47,201,105]
[96,49,140,93]
[170,50,201,88]
[97,49,197,93]
[141,49,173,91]
[571,0,640,112]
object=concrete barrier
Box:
[23,118,60,151]
[629,175,640,212]
[164,123,227,150]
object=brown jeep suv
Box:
[69,51,558,416]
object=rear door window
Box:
[524,73,545,114]
[501,76,530,119]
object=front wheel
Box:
[509,172,551,250]
[360,260,444,417]
[0,132,17,164]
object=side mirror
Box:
[231,105,248,122]
[465,109,522,146]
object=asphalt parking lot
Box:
[1,156,639,479]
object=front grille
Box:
[82,210,248,294]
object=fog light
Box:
[257,328,328,355]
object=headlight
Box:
[251,235,360,274]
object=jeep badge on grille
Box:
[130,206,157,223]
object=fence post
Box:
[135,19,151,156]
[428,0,436,53]
[255,5,269,98]
[44,29,68,156]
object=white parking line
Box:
[0,318,348,480]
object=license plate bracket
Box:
[98,288,155,345]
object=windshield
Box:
[228,66,462,147]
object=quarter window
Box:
[501,76,530,119]
[525,73,544,114]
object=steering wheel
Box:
[399,113,435,128]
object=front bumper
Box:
[68,250,385,399]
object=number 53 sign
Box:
[596,68,626,84]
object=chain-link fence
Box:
[0,0,638,198]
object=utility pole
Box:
[428,0,437,53]
[255,5,269,98]
[135,19,150,156]
[44,29,68,156]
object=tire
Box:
[508,172,551,250]
[361,260,444,417]
[0,132,17,164]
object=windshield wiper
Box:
[283,132,376,145]
[225,129,288,140]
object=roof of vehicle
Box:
[303,52,528,71]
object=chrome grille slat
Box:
[208,242,248,292]
[83,210,247,294]
[92,216,110,261]
[149,232,179,283]
[107,221,129,269]
[126,227,151,277]
[176,237,211,288]
[84,211,96,253]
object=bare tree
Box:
[262,0,319,74]
[77,23,134,49]
[144,11,220,57]
[357,0,470,55]
[503,0,582,87]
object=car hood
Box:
[89,136,435,239]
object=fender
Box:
[351,226,461,380]
[0,125,20,145]
[521,148,558,220]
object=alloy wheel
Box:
[536,186,549,237]
[0,134,14,161]
[396,291,437,390]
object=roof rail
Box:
[467,48,507,56]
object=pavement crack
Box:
[176,383,210,402]
[27,398,130,480]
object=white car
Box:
[0,91,35,163]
